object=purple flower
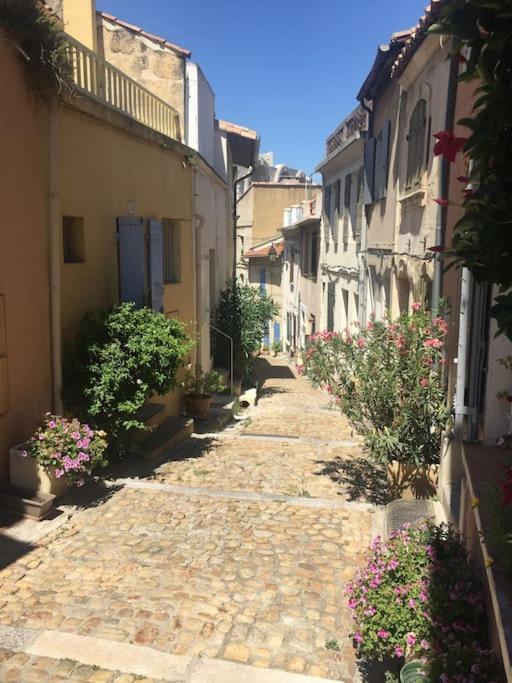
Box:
[348,598,357,609]
[353,632,363,643]
[388,559,399,570]
[408,598,416,609]
[406,632,416,646]
[394,645,404,658]
[377,630,390,639]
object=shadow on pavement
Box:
[315,455,392,506]
[253,357,296,387]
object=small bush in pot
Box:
[182,367,226,419]
[25,414,108,487]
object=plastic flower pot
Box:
[400,660,430,682]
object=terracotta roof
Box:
[244,240,284,260]
[357,29,412,102]
[390,1,450,79]
[218,120,258,140]
[98,11,191,57]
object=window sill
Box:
[400,187,426,208]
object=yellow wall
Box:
[63,0,97,51]
[0,34,52,481]
[59,104,194,414]
[252,185,314,242]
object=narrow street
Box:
[0,357,375,682]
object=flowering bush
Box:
[25,414,108,486]
[429,643,503,683]
[347,523,503,681]
[303,307,450,468]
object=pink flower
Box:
[424,338,443,349]
[71,431,81,440]
[377,630,390,639]
[408,598,416,608]
[19,450,28,458]
[420,639,430,650]
[406,632,417,646]
[412,303,421,312]
[357,337,366,349]
[434,198,449,207]
[48,420,57,429]
[353,632,363,643]
[348,598,357,609]
[420,378,429,388]
[38,433,45,441]
[54,468,64,479]
[395,646,404,658]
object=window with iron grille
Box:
[406,99,427,190]
[162,219,181,283]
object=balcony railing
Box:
[65,35,181,141]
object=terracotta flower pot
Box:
[9,444,70,498]
[387,460,438,500]
[184,395,212,419]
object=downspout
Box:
[432,55,459,311]
[232,166,254,281]
[194,178,205,366]
[49,102,63,414]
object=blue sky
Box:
[100,0,427,173]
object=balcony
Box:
[65,35,181,141]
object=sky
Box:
[100,0,428,174]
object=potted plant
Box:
[182,367,226,419]
[10,414,108,496]
[272,339,283,356]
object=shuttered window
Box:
[374,121,390,201]
[327,283,336,332]
[406,99,427,189]
[355,168,364,251]
[163,219,181,283]
[343,174,352,249]
[363,137,376,205]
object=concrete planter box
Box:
[9,444,70,498]
[0,485,55,521]
[387,461,439,500]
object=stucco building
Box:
[316,107,368,331]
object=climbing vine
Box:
[0,0,73,99]
[429,0,512,339]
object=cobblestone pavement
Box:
[0,648,163,682]
[0,357,374,681]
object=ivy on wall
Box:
[429,0,512,339]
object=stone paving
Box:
[0,356,375,681]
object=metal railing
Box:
[65,34,181,141]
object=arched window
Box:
[406,99,427,189]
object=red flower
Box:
[428,245,446,253]
[433,130,468,163]
[455,53,468,65]
[434,198,450,207]
[457,176,470,184]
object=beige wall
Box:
[59,100,194,414]
[0,35,53,481]
[252,185,314,242]
[97,16,186,140]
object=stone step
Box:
[134,401,167,428]
[131,416,193,460]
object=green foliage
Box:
[348,523,494,679]
[428,1,512,340]
[272,339,283,355]
[486,482,512,579]
[63,303,193,445]
[181,367,226,398]
[214,280,278,379]
[26,414,107,486]
[0,0,74,99]
[303,308,450,468]
[325,639,340,651]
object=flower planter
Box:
[0,485,56,521]
[400,660,429,682]
[9,444,70,498]
[387,461,438,500]
[183,395,212,419]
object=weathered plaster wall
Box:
[97,16,186,140]
[0,35,52,480]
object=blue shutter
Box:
[363,137,376,205]
[118,216,145,307]
[149,219,164,312]
[273,321,281,341]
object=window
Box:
[289,249,294,286]
[327,282,336,332]
[163,219,181,283]
[343,174,352,249]
[63,216,85,263]
[406,99,427,189]
[342,289,349,327]
[355,168,364,250]
[310,231,319,278]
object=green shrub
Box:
[303,307,450,468]
[63,303,193,445]
[181,367,226,398]
[272,340,283,355]
[214,280,278,380]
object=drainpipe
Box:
[432,55,459,311]
[233,166,254,281]
[49,102,63,414]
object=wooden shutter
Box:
[406,100,427,189]
[149,219,164,312]
[259,267,266,293]
[363,137,376,205]
[374,121,390,201]
[343,174,352,247]
[355,168,364,250]
[118,216,145,308]
[327,282,336,331]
